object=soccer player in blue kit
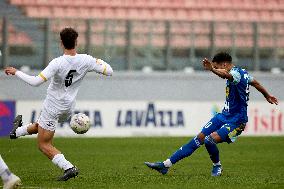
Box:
[145,52,278,176]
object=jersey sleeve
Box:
[229,68,241,85]
[15,71,45,87]
[87,56,113,76]
[247,74,254,84]
[39,59,59,81]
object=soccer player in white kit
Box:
[0,155,21,189]
[4,28,113,181]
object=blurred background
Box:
[1,0,284,71]
[0,0,284,137]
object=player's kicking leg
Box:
[0,155,21,189]
[37,125,78,181]
[145,114,223,175]
[10,115,39,139]
[145,133,205,175]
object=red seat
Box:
[9,0,284,49]
[0,23,32,46]
[17,1,284,23]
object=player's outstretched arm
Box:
[250,79,278,105]
[4,67,45,87]
[202,58,234,81]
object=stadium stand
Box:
[9,0,284,21]
[8,0,284,49]
[0,0,32,46]
[0,17,32,46]
[1,0,283,71]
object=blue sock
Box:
[169,136,203,164]
[204,135,220,163]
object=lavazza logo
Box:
[116,103,185,127]
[29,103,185,128]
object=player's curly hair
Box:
[60,27,78,50]
[212,52,232,63]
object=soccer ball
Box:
[70,113,91,134]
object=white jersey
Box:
[39,54,112,112]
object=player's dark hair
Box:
[212,52,232,64]
[60,27,78,50]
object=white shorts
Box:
[37,106,71,132]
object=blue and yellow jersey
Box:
[221,66,253,124]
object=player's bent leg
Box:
[205,132,223,177]
[206,123,246,177]
[16,122,38,138]
[37,125,78,181]
[205,133,222,164]
[10,115,39,139]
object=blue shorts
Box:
[201,113,246,143]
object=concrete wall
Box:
[0,71,284,101]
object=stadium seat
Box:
[0,20,32,46]
[8,0,284,49]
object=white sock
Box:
[52,154,74,171]
[163,159,172,168]
[15,123,31,137]
[0,156,12,182]
[213,161,221,166]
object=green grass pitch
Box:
[0,137,284,189]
